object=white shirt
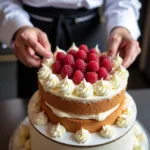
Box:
[0,0,141,46]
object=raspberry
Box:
[73,70,84,84]
[79,44,88,53]
[87,53,99,62]
[68,50,77,58]
[63,54,75,66]
[89,49,98,55]
[53,61,62,74]
[101,59,112,73]
[56,52,66,61]
[76,50,87,61]
[85,72,98,84]
[99,54,109,63]
[97,67,108,80]
[75,59,86,73]
[87,61,99,72]
[61,65,73,79]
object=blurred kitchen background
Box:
[0,0,149,100]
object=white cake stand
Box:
[9,117,150,150]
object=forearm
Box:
[104,0,141,40]
[0,0,33,46]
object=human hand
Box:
[108,27,141,68]
[13,26,52,67]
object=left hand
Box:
[108,27,141,68]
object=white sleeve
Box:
[0,0,33,46]
[104,0,141,40]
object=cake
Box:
[15,43,145,150]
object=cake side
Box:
[39,82,126,115]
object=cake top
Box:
[38,43,129,102]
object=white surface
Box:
[28,91,137,146]
[9,118,150,150]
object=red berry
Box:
[87,53,99,62]
[75,59,86,73]
[101,59,112,73]
[87,61,99,72]
[68,50,77,58]
[97,67,108,80]
[85,72,98,84]
[61,65,73,79]
[53,61,62,74]
[56,52,66,61]
[79,44,88,53]
[99,55,109,63]
[89,49,97,55]
[63,54,75,66]
[73,70,84,84]
[76,50,87,61]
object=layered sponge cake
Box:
[27,43,137,150]
[37,43,129,133]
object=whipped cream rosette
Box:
[75,128,90,143]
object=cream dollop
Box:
[57,76,75,95]
[116,114,130,128]
[116,65,129,79]
[35,112,48,126]
[100,125,113,139]
[110,73,120,89]
[48,123,66,138]
[19,125,30,138]
[68,43,78,51]
[94,79,112,96]
[94,44,101,56]
[112,53,123,69]
[43,58,54,67]
[43,72,60,91]
[75,128,90,144]
[24,139,31,150]
[122,107,132,116]
[133,137,142,150]
[75,79,93,98]
[38,64,51,81]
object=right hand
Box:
[13,26,52,67]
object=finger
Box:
[21,35,51,58]
[18,47,42,67]
[27,47,35,57]
[38,32,51,51]
[122,41,137,68]
[108,35,122,57]
[130,46,141,65]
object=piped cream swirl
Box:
[94,79,112,96]
[35,112,48,126]
[48,123,66,138]
[57,76,75,95]
[43,72,59,91]
[38,64,51,81]
[75,79,93,98]
[110,73,120,89]
[68,43,78,51]
[75,128,90,144]
[116,114,130,128]
[112,53,123,69]
[116,65,129,79]
[43,58,54,67]
[100,125,113,139]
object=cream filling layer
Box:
[44,101,120,121]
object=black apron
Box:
[18,5,103,98]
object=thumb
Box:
[108,35,122,58]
